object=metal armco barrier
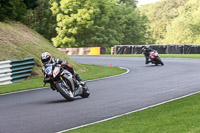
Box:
[0,57,34,85]
[114,45,200,54]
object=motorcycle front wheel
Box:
[56,81,74,101]
[157,58,164,66]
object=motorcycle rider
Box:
[41,52,85,90]
[142,46,154,64]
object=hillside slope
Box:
[139,0,200,44]
[0,21,85,76]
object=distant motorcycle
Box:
[149,51,164,66]
[43,64,90,101]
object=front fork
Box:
[43,76,68,91]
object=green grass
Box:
[80,64,126,80]
[66,92,200,133]
[0,64,126,94]
[159,54,200,59]
[71,54,200,59]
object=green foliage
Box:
[50,0,95,47]
[0,0,57,41]
[120,0,137,8]
[0,0,151,47]
[163,14,194,44]
[23,0,38,9]
[23,0,57,40]
[88,0,124,47]
[0,0,27,21]
[139,0,200,44]
[189,7,200,43]
[50,0,151,48]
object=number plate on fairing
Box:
[53,67,60,78]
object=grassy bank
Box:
[0,64,126,94]
[0,21,85,76]
[66,92,200,133]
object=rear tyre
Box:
[56,81,74,101]
[81,84,90,98]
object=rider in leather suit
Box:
[142,46,154,64]
[41,52,84,90]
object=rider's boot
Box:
[73,79,80,88]
[50,84,56,91]
[75,73,85,85]
[145,58,149,64]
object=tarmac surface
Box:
[1,56,200,133]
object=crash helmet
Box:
[141,46,147,51]
[142,46,150,51]
[41,52,52,64]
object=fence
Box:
[58,47,106,55]
[0,57,34,85]
[114,45,200,54]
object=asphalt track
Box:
[1,57,200,133]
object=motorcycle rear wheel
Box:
[81,84,90,98]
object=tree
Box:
[23,0,57,40]
[88,0,151,46]
[50,0,95,47]
[139,0,188,44]
[120,0,137,8]
[23,0,38,9]
[50,0,151,47]
[87,0,125,47]
[0,0,27,21]
[163,14,194,44]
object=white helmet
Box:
[41,52,51,64]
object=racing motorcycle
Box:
[43,63,90,101]
[149,51,164,66]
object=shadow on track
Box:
[44,97,83,104]
[145,65,164,67]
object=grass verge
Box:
[0,64,126,94]
[66,92,200,133]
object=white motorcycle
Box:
[43,64,90,101]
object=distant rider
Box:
[142,46,154,64]
[41,52,85,90]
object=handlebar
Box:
[45,63,61,67]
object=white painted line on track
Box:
[85,67,130,82]
[56,90,200,133]
[0,67,129,96]
[0,87,49,96]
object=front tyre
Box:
[81,84,90,98]
[56,81,74,101]
[157,58,164,66]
